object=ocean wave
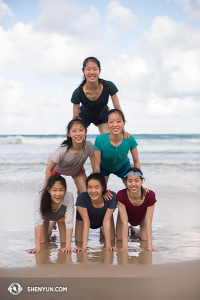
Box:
[140,161,200,165]
[0,136,23,144]
[0,160,46,165]
[0,160,199,166]
[185,139,200,144]
[0,135,64,145]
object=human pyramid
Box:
[28,57,159,255]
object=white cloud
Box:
[35,0,82,32]
[106,1,138,29]
[163,49,200,94]
[34,0,101,38]
[138,16,200,54]
[0,0,14,17]
[166,0,200,20]
[110,54,148,84]
[0,22,96,75]
[0,77,25,115]
[0,1,200,134]
[137,16,200,98]
[145,93,199,116]
[0,76,72,132]
[0,1,103,75]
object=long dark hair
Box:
[40,175,66,216]
[107,108,126,123]
[124,167,145,199]
[61,118,87,151]
[86,173,107,195]
[79,57,105,88]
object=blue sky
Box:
[0,0,200,134]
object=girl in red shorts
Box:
[45,118,95,193]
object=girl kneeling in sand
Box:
[116,167,159,252]
[74,173,117,252]
[45,118,95,193]
[28,175,74,254]
[93,109,140,184]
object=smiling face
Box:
[126,174,143,194]
[87,179,104,202]
[107,112,125,135]
[48,181,66,206]
[68,122,86,145]
[82,60,101,83]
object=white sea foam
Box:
[0,134,199,167]
[0,159,46,165]
[137,139,200,153]
[0,135,64,146]
[0,136,23,144]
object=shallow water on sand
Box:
[1,163,200,268]
[0,135,200,268]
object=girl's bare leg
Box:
[57,221,66,243]
[116,213,130,240]
[101,216,115,241]
[98,123,110,134]
[75,219,83,243]
[130,220,147,241]
[72,172,87,194]
[100,175,109,236]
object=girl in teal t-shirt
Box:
[93,109,140,185]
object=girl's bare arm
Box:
[130,147,140,169]
[118,202,129,250]
[27,225,42,253]
[144,204,159,252]
[103,208,117,251]
[73,207,90,252]
[93,149,101,173]
[73,104,80,119]
[43,159,57,189]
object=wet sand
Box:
[1,230,200,300]
[1,260,200,300]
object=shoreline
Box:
[1,258,200,278]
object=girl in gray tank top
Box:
[45,118,95,194]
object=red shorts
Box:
[49,165,85,176]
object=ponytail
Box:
[61,118,87,151]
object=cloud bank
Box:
[0,0,199,134]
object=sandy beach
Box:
[1,134,200,299]
[1,259,200,300]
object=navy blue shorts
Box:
[79,107,110,127]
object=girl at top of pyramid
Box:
[71,56,130,137]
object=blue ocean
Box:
[0,134,200,266]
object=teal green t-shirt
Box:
[71,80,118,123]
[93,133,138,172]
